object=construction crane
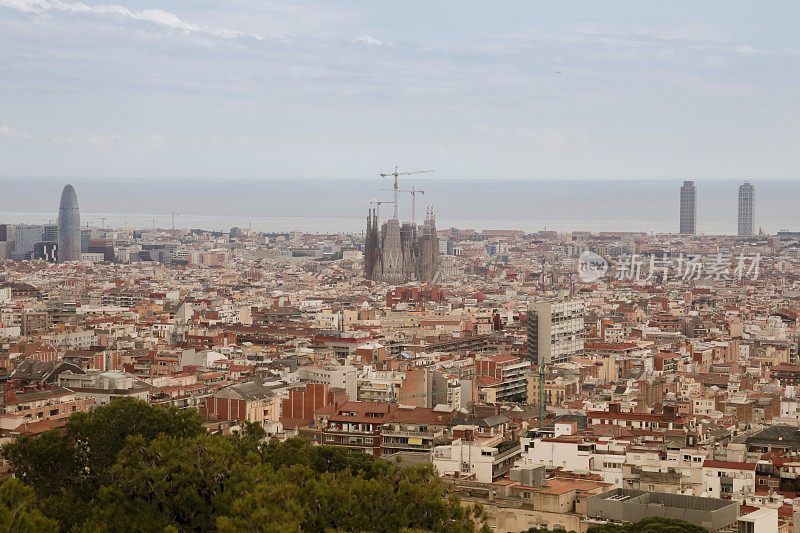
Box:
[369,199,393,222]
[379,166,433,220]
[84,217,107,229]
[399,186,425,226]
[538,362,546,429]
[382,187,425,225]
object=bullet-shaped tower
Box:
[57,184,81,262]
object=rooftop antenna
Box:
[379,166,433,220]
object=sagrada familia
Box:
[364,207,440,285]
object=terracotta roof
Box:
[702,460,757,471]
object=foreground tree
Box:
[587,516,707,533]
[3,399,488,532]
[2,398,206,529]
[0,478,57,533]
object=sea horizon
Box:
[1,177,798,235]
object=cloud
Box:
[0,0,265,40]
[86,133,123,148]
[0,124,31,140]
[356,35,383,46]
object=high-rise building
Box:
[679,180,697,235]
[34,241,58,263]
[43,224,59,242]
[11,224,44,261]
[738,181,755,237]
[527,298,585,366]
[88,238,114,262]
[0,224,14,260]
[57,184,81,262]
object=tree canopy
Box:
[586,517,707,533]
[1,397,488,532]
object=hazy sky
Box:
[1,1,799,180]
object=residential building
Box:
[527,299,585,365]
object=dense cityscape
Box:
[4,0,800,530]
[0,175,797,532]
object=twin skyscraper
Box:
[679,180,755,236]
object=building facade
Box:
[57,184,81,262]
[527,299,585,365]
[364,208,440,284]
[738,180,755,236]
[679,180,697,235]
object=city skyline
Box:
[4,3,800,532]
[0,177,788,236]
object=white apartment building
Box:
[702,460,757,499]
[528,298,585,365]
[433,425,521,483]
[298,364,358,400]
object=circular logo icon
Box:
[578,251,608,282]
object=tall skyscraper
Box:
[57,184,81,262]
[527,298,585,366]
[679,180,697,235]
[738,181,755,237]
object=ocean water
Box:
[0,177,798,235]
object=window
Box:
[325,436,334,442]
[364,437,373,444]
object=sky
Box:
[1,1,800,180]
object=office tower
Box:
[43,224,59,242]
[34,241,58,262]
[679,180,697,235]
[11,224,44,261]
[88,238,114,262]
[57,184,81,262]
[738,181,755,236]
[527,298,585,366]
[0,224,13,260]
[81,229,91,253]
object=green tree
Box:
[2,397,205,530]
[587,516,707,533]
[65,396,205,487]
[0,478,58,533]
[2,401,489,532]
[1,430,79,497]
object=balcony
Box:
[493,441,521,462]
